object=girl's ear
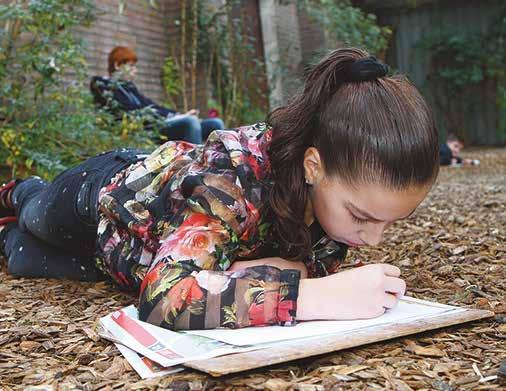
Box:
[303,147,325,186]
[114,61,121,72]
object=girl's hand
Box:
[185,108,199,117]
[228,257,308,279]
[296,263,406,321]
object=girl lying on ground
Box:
[0,47,439,330]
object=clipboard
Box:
[184,299,493,376]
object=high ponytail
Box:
[266,47,438,261]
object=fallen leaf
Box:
[264,378,292,391]
[19,341,40,351]
[407,345,445,357]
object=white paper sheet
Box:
[114,343,184,379]
[99,305,264,367]
[183,296,466,346]
[98,322,182,378]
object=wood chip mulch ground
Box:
[1,148,505,390]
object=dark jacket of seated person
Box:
[90,76,176,119]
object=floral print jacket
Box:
[96,123,348,330]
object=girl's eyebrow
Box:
[348,202,417,222]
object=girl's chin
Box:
[339,239,364,248]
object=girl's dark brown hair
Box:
[267,47,439,260]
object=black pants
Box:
[0,149,145,281]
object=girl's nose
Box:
[360,223,386,246]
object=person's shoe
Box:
[0,179,20,218]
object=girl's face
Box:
[304,148,432,247]
[115,61,137,80]
[447,140,463,157]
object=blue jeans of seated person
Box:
[163,115,225,144]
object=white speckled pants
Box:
[1,149,145,280]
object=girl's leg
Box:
[12,176,98,254]
[1,223,104,281]
[162,115,203,144]
[11,150,142,255]
[200,118,225,141]
[1,149,144,280]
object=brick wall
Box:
[75,0,177,105]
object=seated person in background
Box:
[90,46,225,144]
[439,133,479,166]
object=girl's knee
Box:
[182,116,201,131]
[183,117,203,143]
[7,252,33,278]
[205,118,225,130]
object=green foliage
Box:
[417,7,506,142]
[163,0,268,127]
[165,0,391,125]
[200,0,267,126]
[419,33,504,89]
[162,56,182,109]
[295,0,392,55]
[0,0,153,180]
[163,1,390,125]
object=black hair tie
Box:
[345,56,389,82]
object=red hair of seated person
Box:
[108,46,138,75]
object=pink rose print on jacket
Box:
[155,213,230,269]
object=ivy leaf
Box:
[118,1,125,15]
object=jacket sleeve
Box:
[137,209,301,330]
[130,84,177,118]
[90,77,108,107]
[439,143,452,166]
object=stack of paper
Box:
[98,305,265,378]
[98,297,465,378]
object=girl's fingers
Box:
[383,292,399,309]
[384,276,406,298]
[380,264,401,277]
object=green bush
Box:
[417,7,506,142]
[296,0,392,56]
[0,0,154,181]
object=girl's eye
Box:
[350,212,368,225]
